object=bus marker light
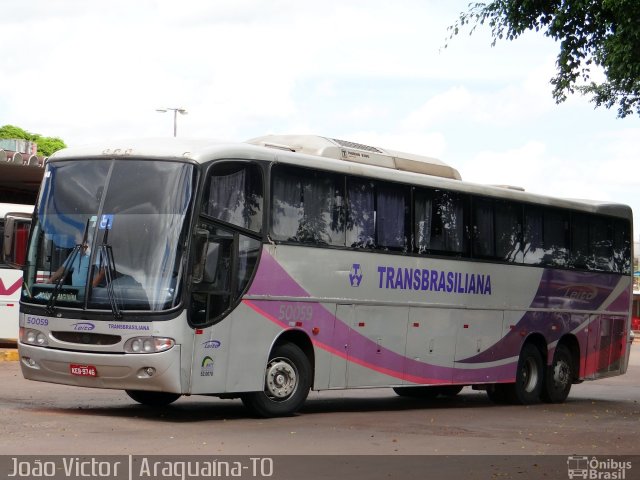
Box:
[463,324,469,329]
[22,357,39,369]
[413,323,420,327]
[358,322,365,327]
[312,327,320,335]
[195,329,204,335]
[295,321,303,327]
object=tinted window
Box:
[346,178,375,249]
[345,178,409,251]
[543,209,569,267]
[203,163,263,233]
[613,219,631,274]
[416,188,467,256]
[271,166,344,245]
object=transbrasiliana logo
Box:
[567,456,632,479]
[349,263,363,287]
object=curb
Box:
[0,349,18,362]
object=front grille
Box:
[51,331,121,346]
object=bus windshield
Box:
[23,159,195,314]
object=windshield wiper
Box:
[97,227,123,319]
[45,244,80,314]
[46,220,90,314]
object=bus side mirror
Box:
[2,213,31,269]
[192,229,209,284]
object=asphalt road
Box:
[0,343,638,459]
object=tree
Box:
[0,124,33,140]
[0,124,67,156]
[35,136,66,157]
[448,0,640,118]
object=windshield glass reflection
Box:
[24,159,195,314]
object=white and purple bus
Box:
[16,135,633,417]
[1,203,33,343]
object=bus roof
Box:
[246,135,462,180]
[0,203,34,218]
[48,137,632,221]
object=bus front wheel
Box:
[125,390,181,407]
[241,343,311,418]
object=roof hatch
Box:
[246,134,461,180]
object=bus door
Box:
[2,212,32,268]
[188,161,264,394]
[189,225,262,394]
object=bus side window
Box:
[523,207,543,265]
[570,214,590,270]
[612,219,631,274]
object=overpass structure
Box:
[0,153,45,204]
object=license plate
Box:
[70,364,98,377]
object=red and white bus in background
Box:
[1,203,33,343]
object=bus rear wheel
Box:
[507,343,544,405]
[125,390,181,407]
[542,344,573,403]
[241,343,311,418]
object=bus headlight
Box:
[20,327,49,347]
[124,336,175,354]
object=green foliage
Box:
[448,0,640,118]
[0,124,67,156]
[0,124,34,140]
[36,137,66,157]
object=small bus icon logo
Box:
[567,456,589,479]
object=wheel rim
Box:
[265,357,298,400]
[521,357,540,393]
[552,359,570,389]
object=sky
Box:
[2,0,639,241]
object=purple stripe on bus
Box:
[247,250,517,382]
[247,250,311,298]
[457,270,626,364]
[247,249,627,378]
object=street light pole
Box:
[155,107,188,137]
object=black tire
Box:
[507,343,544,405]
[393,386,441,399]
[241,343,311,418]
[125,390,181,406]
[486,383,510,404]
[542,344,573,403]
